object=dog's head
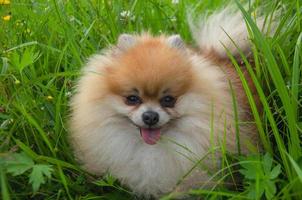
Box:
[103,34,197,144]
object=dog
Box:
[70,5,266,198]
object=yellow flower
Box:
[2,15,11,21]
[47,95,53,100]
[0,0,10,5]
[251,11,257,18]
[14,79,20,85]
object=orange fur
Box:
[204,50,260,120]
[105,38,194,102]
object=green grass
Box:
[0,0,301,199]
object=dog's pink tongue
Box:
[140,128,161,145]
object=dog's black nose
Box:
[142,111,159,126]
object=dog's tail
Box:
[188,6,267,58]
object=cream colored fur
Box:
[189,6,265,57]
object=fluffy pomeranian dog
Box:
[70,6,266,198]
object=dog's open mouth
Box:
[140,128,161,145]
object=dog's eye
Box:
[160,96,176,108]
[125,95,142,105]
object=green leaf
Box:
[94,174,117,187]
[0,167,10,200]
[9,48,40,73]
[94,174,131,195]
[270,164,281,179]
[247,183,264,199]
[239,168,257,180]
[263,153,273,174]
[240,153,281,199]
[264,180,276,200]
[239,157,261,180]
[286,153,302,183]
[6,153,34,176]
[19,48,40,71]
[297,156,302,168]
[9,52,20,71]
[29,164,53,192]
[0,157,6,169]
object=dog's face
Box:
[103,34,195,144]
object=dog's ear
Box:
[167,35,185,50]
[117,34,137,51]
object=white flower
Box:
[172,0,179,4]
[0,119,13,129]
[65,91,72,97]
[120,10,136,21]
[120,10,131,18]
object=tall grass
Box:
[0,0,301,199]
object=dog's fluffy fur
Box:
[70,6,264,197]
